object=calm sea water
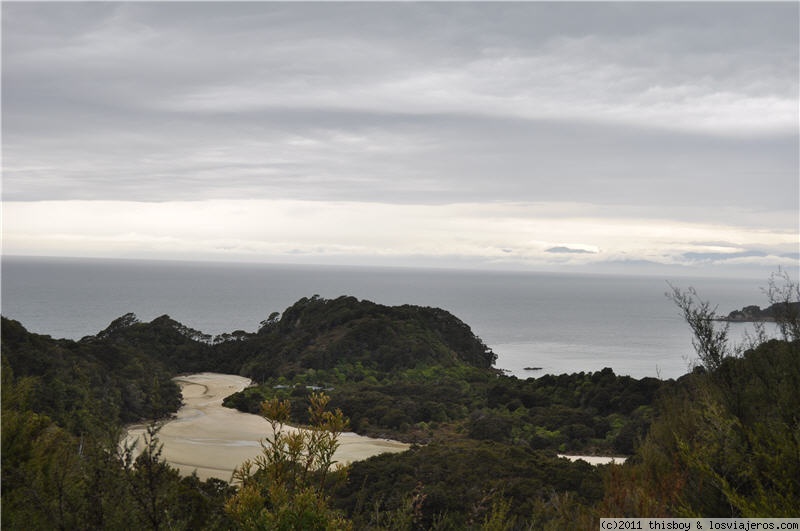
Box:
[1,256,774,379]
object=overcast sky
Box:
[2,2,798,276]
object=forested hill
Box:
[90,295,497,378]
[1,316,182,429]
[229,295,498,380]
[1,295,496,425]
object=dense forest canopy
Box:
[2,282,798,529]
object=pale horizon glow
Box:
[3,199,797,277]
[2,2,798,277]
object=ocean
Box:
[0,256,775,380]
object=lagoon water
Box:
[1,256,774,380]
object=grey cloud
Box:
[2,2,797,227]
[546,247,597,255]
[682,250,769,262]
[4,108,795,219]
[6,2,796,115]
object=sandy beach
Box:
[124,373,409,481]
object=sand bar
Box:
[124,372,409,481]
[558,454,627,466]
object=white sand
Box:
[558,454,627,466]
[124,373,409,481]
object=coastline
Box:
[124,372,409,481]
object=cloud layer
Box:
[2,2,798,274]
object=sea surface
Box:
[1,256,776,380]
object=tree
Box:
[123,422,182,530]
[764,268,800,342]
[260,312,281,331]
[666,283,733,372]
[225,393,353,530]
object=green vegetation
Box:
[333,439,603,529]
[222,295,497,381]
[225,365,660,455]
[1,318,234,530]
[600,278,800,518]
[2,275,798,529]
[1,316,182,428]
[219,295,660,456]
[225,394,352,529]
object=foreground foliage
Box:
[601,275,800,518]
[225,394,352,530]
[334,439,603,529]
[601,338,800,517]
[3,275,798,528]
[1,383,234,530]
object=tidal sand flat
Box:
[558,454,627,466]
[125,373,409,481]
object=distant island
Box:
[717,301,800,322]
